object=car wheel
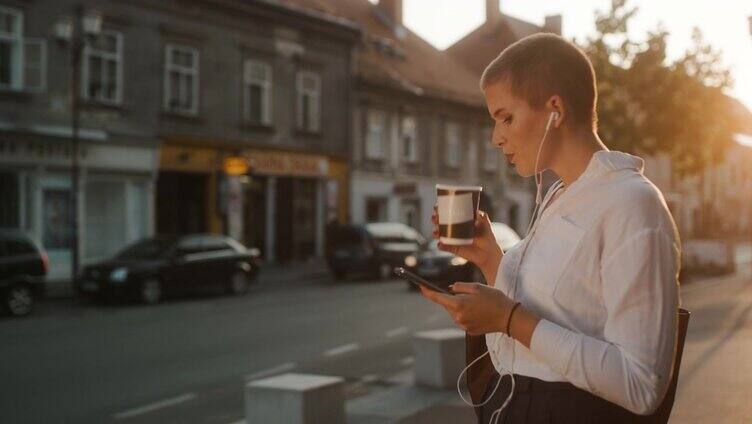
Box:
[228,271,250,296]
[378,263,393,280]
[139,278,162,305]
[4,284,35,317]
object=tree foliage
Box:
[580,0,737,176]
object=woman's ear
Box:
[548,96,564,128]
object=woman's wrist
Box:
[507,304,541,349]
[480,248,503,286]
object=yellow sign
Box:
[223,156,249,175]
[245,149,329,177]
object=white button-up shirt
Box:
[486,150,681,415]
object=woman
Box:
[420,33,680,423]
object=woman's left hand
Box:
[417,282,517,336]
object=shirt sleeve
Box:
[529,228,680,415]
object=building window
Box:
[0,7,45,92]
[243,59,272,125]
[0,6,22,90]
[296,71,320,132]
[164,44,198,114]
[401,115,417,163]
[366,197,388,223]
[445,122,460,168]
[483,127,497,172]
[366,109,386,160]
[23,38,46,91]
[83,31,123,104]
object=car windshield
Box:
[115,238,173,260]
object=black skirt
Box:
[478,373,644,424]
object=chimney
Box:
[486,0,500,23]
[545,14,562,35]
[379,0,402,27]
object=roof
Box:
[446,13,551,77]
[727,96,752,135]
[281,0,486,107]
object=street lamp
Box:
[54,5,102,283]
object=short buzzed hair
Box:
[480,33,598,130]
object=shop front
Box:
[157,144,224,237]
[0,132,159,283]
[243,148,348,263]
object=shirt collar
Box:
[575,150,644,183]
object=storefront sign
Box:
[160,145,218,173]
[246,149,329,177]
[0,138,87,162]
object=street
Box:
[1,262,752,423]
[0,270,453,424]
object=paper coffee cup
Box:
[436,184,482,246]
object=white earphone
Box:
[455,109,561,424]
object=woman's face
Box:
[483,81,553,177]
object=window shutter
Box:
[23,38,45,91]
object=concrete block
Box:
[413,328,466,388]
[245,373,345,424]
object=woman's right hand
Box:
[431,205,502,273]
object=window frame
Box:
[401,115,418,163]
[82,30,123,105]
[365,109,386,160]
[243,59,273,126]
[23,37,46,92]
[296,70,321,133]
[482,127,497,172]
[0,6,24,91]
[445,122,461,168]
[163,43,199,115]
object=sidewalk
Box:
[344,264,752,424]
[346,367,477,424]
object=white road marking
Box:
[400,356,415,366]
[113,393,196,419]
[386,326,408,338]
[244,362,296,381]
[324,342,360,357]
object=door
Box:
[242,176,266,259]
[156,171,208,236]
[275,177,293,262]
[40,176,73,281]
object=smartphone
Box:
[394,267,455,296]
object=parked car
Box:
[405,222,521,292]
[76,234,261,304]
[326,222,425,280]
[0,230,48,317]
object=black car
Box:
[0,230,48,317]
[405,222,521,292]
[326,222,425,280]
[76,234,261,304]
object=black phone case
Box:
[394,267,455,295]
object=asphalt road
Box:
[0,272,453,424]
[2,259,751,423]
